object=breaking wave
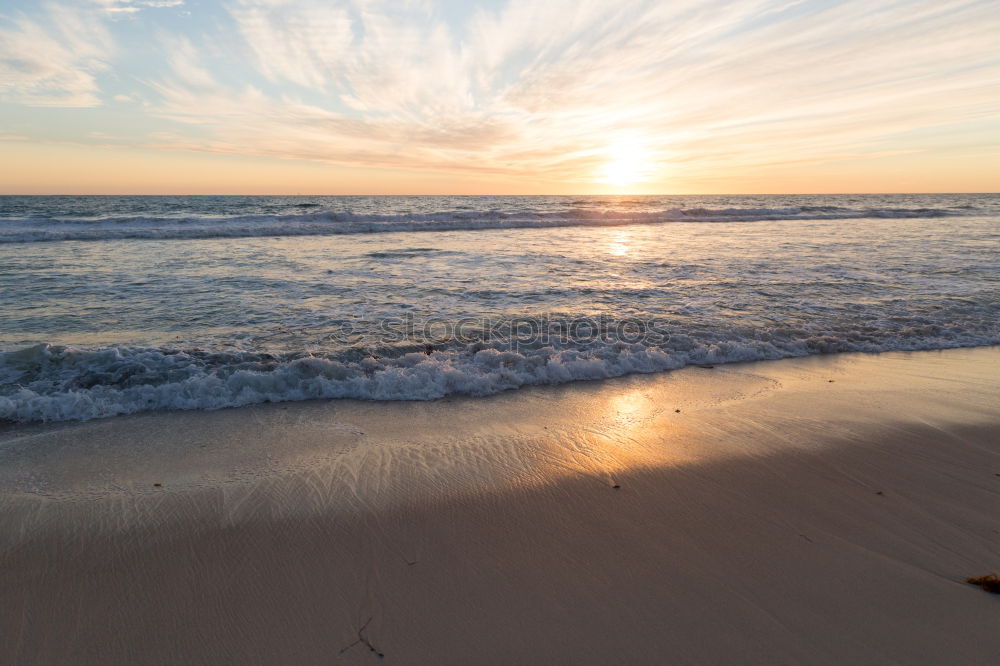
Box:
[0,205,968,243]
[3,321,998,423]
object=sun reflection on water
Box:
[608,230,632,256]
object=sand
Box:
[1,347,999,664]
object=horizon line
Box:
[2,192,997,197]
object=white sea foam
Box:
[0,205,968,243]
[3,323,998,423]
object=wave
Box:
[0,205,968,243]
[3,322,997,423]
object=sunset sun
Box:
[599,140,652,189]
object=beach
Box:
[2,346,998,664]
[4,0,999,662]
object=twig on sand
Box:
[339,616,385,658]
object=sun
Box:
[598,140,652,189]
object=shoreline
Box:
[2,347,999,663]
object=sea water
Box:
[1,193,997,422]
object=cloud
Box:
[0,3,114,107]
[93,0,185,15]
[229,0,353,90]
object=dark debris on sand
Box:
[340,616,384,658]
[966,574,1000,594]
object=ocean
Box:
[1,193,997,423]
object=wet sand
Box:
[1,347,999,664]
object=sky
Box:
[0,0,998,194]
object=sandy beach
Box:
[2,346,999,664]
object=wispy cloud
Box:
[0,2,113,107]
[93,0,185,16]
[229,0,353,90]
